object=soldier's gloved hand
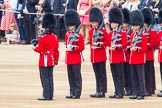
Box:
[115,44,122,49]
[131,47,138,52]
[67,44,73,51]
[55,62,58,65]
[126,46,130,51]
[110,45,116,50]
[92,42,98,46]
[92,42,102,47]
[31,39,38,46]
[97,43,100,47]
[67,44,77,51]
[71,46,76,51]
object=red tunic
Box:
[129,31,147,64]
[123,29,133,63]
[34,34,59,67]
[108,31,127,64]
[89,28,108,63]
[65,32,85,64]
[144,29,157,61]
[157,31,162,62]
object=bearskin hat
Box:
[109,7,123,25]
[159,9,162,24]
[130,10,144,26]
[42,12,56,29]
[64,9,81,27]
[121,8,130,24]
[89,7,103,24]
[141,8,153,25]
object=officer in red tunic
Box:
[31,13,59,100]
[121,8,132,96]
[141,8,157,96]
[129,10,147,100]
[157,9,162,97]
[64,9,85,99]
[108,7,127,99]
[88,7,108,98]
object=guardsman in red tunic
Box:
[88,8,108,98]
[129,10,147,100]
[157,9,162,97]
[31,13,59,100]
[108,7,127,99]
[121,8,132,96]
[141,8,157,96]
[64,9,84,99]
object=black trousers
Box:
[23,14,36,44]
[130,64,146,96]
[92,62,107,93]
[145,61,156,94]
[110,63,124,95]
[124,62,132,93]
[67,64,82,97]
[39,66,54,98]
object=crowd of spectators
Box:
[0,0,162,44]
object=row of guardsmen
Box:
[31,7,162,101]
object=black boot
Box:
[95,92,105,98]
[157,92,162,97]
[90,92,100,97]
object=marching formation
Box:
[31,7,162,101]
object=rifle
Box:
[69,24,82,45]
[93,21,104,43]
[145,25,152,37]
[111,25,123,45]
[126,25,132,43]
[132,28,143,48]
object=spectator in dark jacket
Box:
[67,0,79,10]
[52,0,66,39]
[138,0,153,10]
[15,0,26,44]
[35,0,51,13]
[148,0,162,24]
[20,0,39,44]
[34,0,51,36]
